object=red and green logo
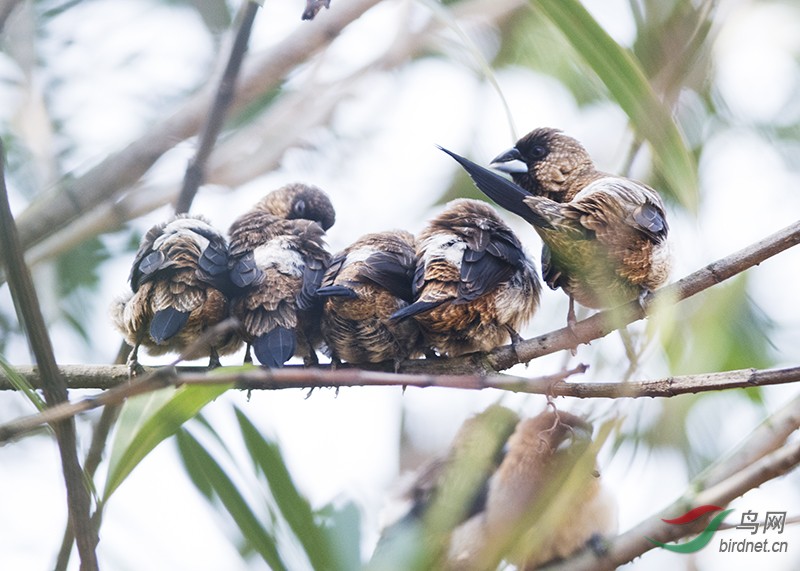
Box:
[647,505,733,553]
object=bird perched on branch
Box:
[318,230,421,368]
[390,199,540,357]
[227,183,335,367]
[111,214,241,372]
[373,407,616,570]
[440,128,670,326]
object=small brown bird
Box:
[372,407,616,571]
[440,129,670,325]
[390,199,540,357]
[111,214,241,370]
[227,183,335,367]
[317,230,422,368]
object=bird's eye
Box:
[530,144,547,159]
[293,199,307,217]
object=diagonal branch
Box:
[0,140,98,570]
[1,0,382,266]
[405,218,800,374]
[542,395,800,570]
[174,0,260,214]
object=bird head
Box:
[255,183,336,230]
[491,128,595,201]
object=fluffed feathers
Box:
[391,198,540,357]
[319,230,422,366]
[110,214,241,368]
[228,183,335,367]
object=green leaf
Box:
[0,355,47,412]
[531,0,698,210]
[235,407,341,571]
[317,501,362,571]
[175,429,289,571]
[103,382,231,501]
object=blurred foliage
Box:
[55,236,111,342]
[104,380,232,500]
[175,407,361,570]
[662,274,775,375]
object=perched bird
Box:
[228,183,335,367]
[317,230,422,368]
[372,407,616,571]
[111,214,241,371]
[390,199,540,357]
[441,128,670,326]
[370,405,520,570]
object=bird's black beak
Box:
[490,147,528,174]
[437,146,533,221]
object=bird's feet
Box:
[505,325,526,364]
[566,297,580,355]
[208,348,221,370]
[126,347,145,378]
[637,288,656,313]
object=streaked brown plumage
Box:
[228,183,335,367]
[110,214,241,370]
[373,407,616,571]
[441,128,670,325]
[318,230,421,367]
[391,199,540,357]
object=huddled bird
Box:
[390,198,540,357]
[227,183,335,367]
[318,230,421,368]
[373,407,616,570]
[111,214,241,371]
[440,127,671,326]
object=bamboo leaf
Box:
[0,355,47,412]
[103,382,231,501]
[235,407,341,571]
[176,429,289,571]
[532,0,698,209]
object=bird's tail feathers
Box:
[150,307,190,344]
[437,146,533,221]
[316,285,359,299]
[252,326,296,368]
[390,299,446,322]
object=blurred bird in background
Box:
[441,128,670,327]
[372,407,616,571]
[111,214,241,372]
[227,183,335,367]
[390,198,540,357]
[318,230,421,368]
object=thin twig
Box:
[0,141,98,569]
[174,0,260,214]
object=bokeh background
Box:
[1,0,799,569]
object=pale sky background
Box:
[1,0,800,569]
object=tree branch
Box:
[174,0,260,214]
[2,364,800,444]
[0,141,98,570]
[478,219,800,372]
[1,0,382,266]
